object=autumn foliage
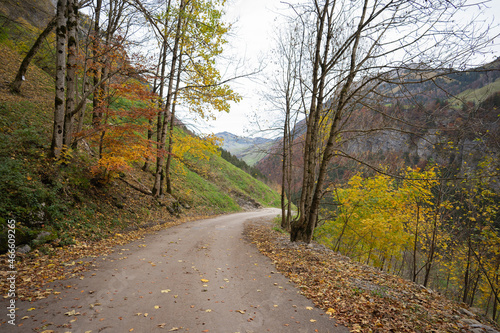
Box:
[83,79,158,182]
[315,164,500,322]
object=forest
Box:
[1,0,500,326]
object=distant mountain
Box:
[215,132,275,166]
[256,58,500,190]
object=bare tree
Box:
[265,21,306,230]
[284,0,497,243]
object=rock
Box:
[17,244,31,254]
[460,318,500,333]
[459,308,477,317]
[470,329,484,333]
[36,231,52,241]
[462,319,481,325]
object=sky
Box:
[178,0,287,138]
[178,0,500,139]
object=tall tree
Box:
[152,0,240,197]
[152,0,186,197]
[50,0,68,158]
[285,0,496,243]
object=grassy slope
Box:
[0,42,280,253]
[448,77,500,107]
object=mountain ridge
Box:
[215,131,275,166]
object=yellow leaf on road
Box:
[64,310,80,316]
[201,279,209,283]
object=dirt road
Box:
[1,208,349,333]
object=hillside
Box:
[0,42,280,254]
[256,60,500,188]
[215,131,274,166]
[246,221,500,333]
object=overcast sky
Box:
[178,0,500,139]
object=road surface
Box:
[1,208,349,333]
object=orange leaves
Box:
[85,80,158,182]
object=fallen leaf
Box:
[310,319,317,322]
[154,305,160,309]
[64,310,80,316]
[205,309,212,312]
[161,289,171,293]
[236,310,245,314]
[326,308,335,315]
[306,306,313,310]
[201,279,209,283]
[27,307,36,311]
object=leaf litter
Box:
[244,221,500,333]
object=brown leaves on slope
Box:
[244,221,498,333]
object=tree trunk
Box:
[165,51,183,195]
[423,189,442,287]
[290,0,331,243]
[280,99,290,230]
[463,234,472,304]
[91,0,103,128]
[63,0,78,148]
[152,0,185,197]
[11,17,56,94]
[50,0,68,158]
[413,204,420,283]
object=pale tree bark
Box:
[51,0,68,158]
[63,0,78,147]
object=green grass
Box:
[448,77,500,107]
[207,153,281,207]
[172,159,240,213]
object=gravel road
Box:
[1,208,349,333]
